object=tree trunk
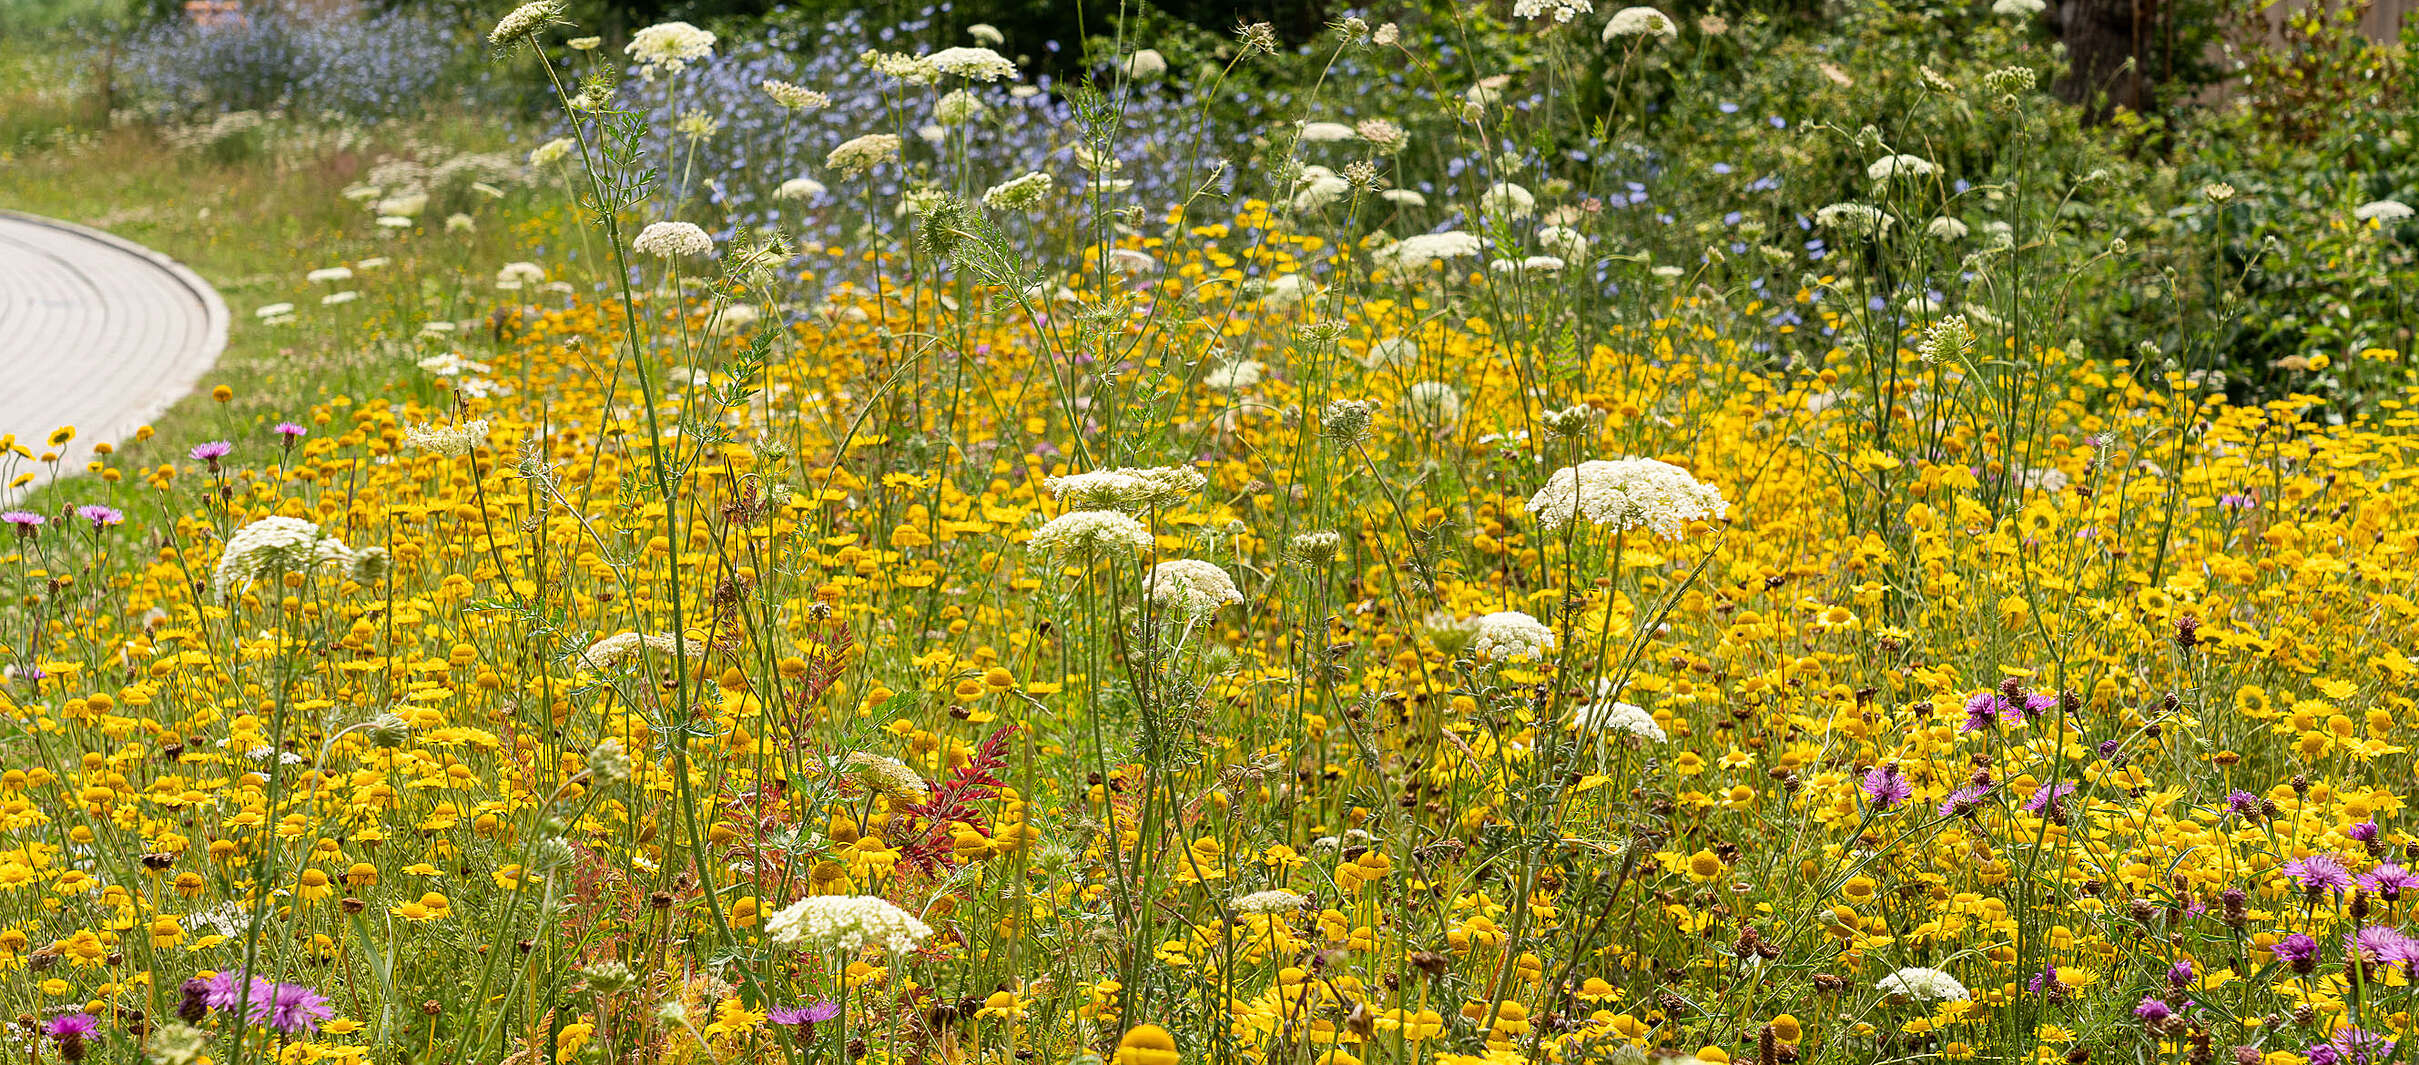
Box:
[2055,0,2161,119]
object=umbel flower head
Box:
[1029,510,1154,560]
[211,516,363,602]
[1877,966,1970,1003]
[925,46,1018,81]
[1525,458,1728,538]
[1469,610,1555,662]
[1042,466,1205,512]
[1144,559,1244,620]
[403,418,491,458]
[579,631,699,671]
[1603,6,1677,40]
[827,133,903,177]
[766,895,933,954]
[632,221,714,259]
[627,21,715,79]
[488,0,565,51]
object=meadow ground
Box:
[0,5,2416,1065]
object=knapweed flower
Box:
[2346,925,2415,971]
[2284,854,2354,895]
[1876,967,1968,1002]
[632,221,713,259]
[1469,611,1554,662]
[2021,780,2077,813]
[627,21,716,78]
[765,895,933,953]
[273,422,306,443]
[1602,6,1677,41]
[263,981,335,1034]
[2,510,45,536]
[2309,1028,2397,1065]
[2273,933,2321,973]
[1938,784,1993,817]
[768,1000,841,1027]
[2359,863,2417,900]
[1029,510,1153,560]
[1573,699,1665,742]
[1144,559,1244,620]
[74,504,123,528]
[47,1013,99,1062]
[1861,765,1913,810]
[1526,458,1729,538]
[2132,996,2172,1023]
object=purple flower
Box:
[190,441,233,462]
[2167,959,2194,987]
[2228,790,2263,818]
[1,510,43,537]
[2133,996,2172,1023]
[2284,855,2355,894]
[1961,691,2017,732]
[2350,821,2381,844]
[769,1000,841,1026]
[1938,785,1993,817]
[202,969,268,1013]
[1861,765,1913,810]
[46,1013,98,1062]
[2021,693,2057,718]
[2022,780,2078,813]
[73,505,123,528]
[263,981,334,1034]
[273,422,307,438]
[2274,932,2321,974]
[2346,925,2417,970]
[2360,863,2419,901]
[2311,1028,2396,1065]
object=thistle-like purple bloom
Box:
[2022,781,2077,813]
[1938,784,1993,817]
[1961,691,2017,732]
[272,422,307,439]
[73,504,122,528]
[190,441,233,462]
[2358,863,2418,901]
[2275,932,2322,974]
[2167,959,2194,987]
[2309,1028,2396,1065]
[1861,765,1913,810]
[46,1013,98,1063]
[2228,790,2263,818]
[263,981,334,1034]
[2133,996,2172,1023]
[2284,855,2355,894]
[769,1000,841,1026]
[1,510,43,538]
[2346,925,2417,971]
[2350,821,2381,844]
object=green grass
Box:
[0,36,569,521]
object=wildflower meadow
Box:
[2,1,2418,1065]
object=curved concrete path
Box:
[0,209,227,449]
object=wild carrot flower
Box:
[1468,611,1554,662]
[765,895,932,953]
[1876,967,1968,1002]
[632,221,714,259]
[1525,458,1728,537]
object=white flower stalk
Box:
[1469,611,1556,662]
[766,895,933,954]
[1377,231,1483,274]
[1866,154,1938,182]
[1291,166,1351,212]
[1043,466,1205,512]
[827,134,903,177]
[1524,458,1728,539]
[1814,202,1892,240]
[761,79,831,110]
[776,178,826,201]
[1029,510,1154,560]
[632,221,713,259]
[1204,360,1266,391]
[488,0,563,49]
[1232,889,1308,914]
[528,137,575,167]
[1602,6,1677,40]
[211,517,361,601]
[1363,336,1420,369]
[1144,559,1243,620]
[926,46,1018,81]
[1573,699,1665,742]
[1878,967,1970,1002]
[579,632,698,671]
[2354,200,2413,223]
[402,419,491,458]
[627,21,715,79]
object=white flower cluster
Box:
[1602,6,1677,40]
[489,0,563,48]
[827,133,903,177]
[1356,119,1410,154]
[1480,182,1536,219]
[211,517,364,601]
[529,137,575,167]
[1123,48,1168,79]
[926,46,1018,82]
[1029,510,1154,559]
[402,419,492,458]
[1469,611,1555,662]
[1403,381,1462,428]
[1574,699,1666,742]
[1377,231,1483,274]
[1362,336,1419,369]
[982,171,1054,211]
[777,178,827,201]
[1145,559,1243,620]
[1513,0,1594,23]
[579,631,697,671]
[1525,458,1728,538]
[1292,166,1352,212]
[2355,199,2414,223]
[1877,967,1970,1002]
[1043,465,1205,511]
[627,21,715,79]
[1204,360,1266,391]
[1299,121,1356,143]
[1261,273,1319,311]
[844,752,931,801]
[1232,889,1308,915]
[1866,154,1937,182]
[766,895,933,954]
[761,79,832,110]
[1814,202,1892,240]
[632,221,713,259]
